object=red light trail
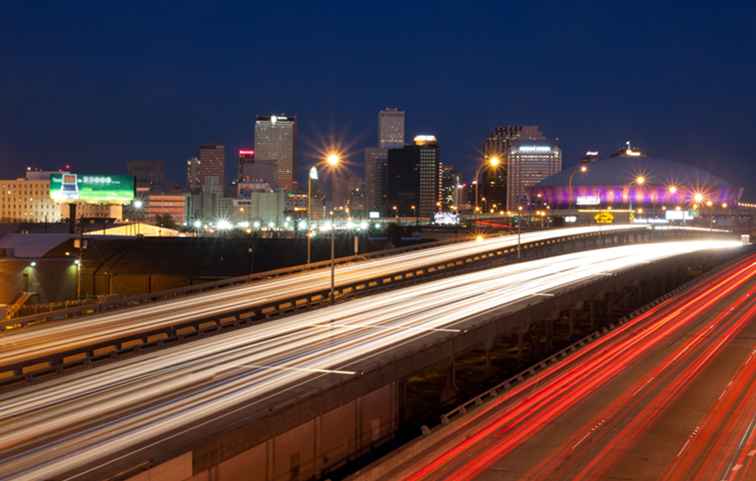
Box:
[401,255,756,481]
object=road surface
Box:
[0,239,741,481]
[0,225,645,371]
[379,251,755,481]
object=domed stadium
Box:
[530,150,742,211]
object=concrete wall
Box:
[186,384,397,481]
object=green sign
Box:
[49,173,135,204]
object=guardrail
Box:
[2,235,466,328]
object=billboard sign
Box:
[50,173,135,204]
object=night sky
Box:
[2,2,755,196]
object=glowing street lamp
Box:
[567,163,589,209]
[321,150,344,304]
[627,174,647,218]
[474,155,501,213]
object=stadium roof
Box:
[536,154,735,190]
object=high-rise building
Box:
[237,148,255,181]
[441,164,462,210]
[364,147,388,213]
[386,135,441,217]
[198,144,225,188]
[255,114,297,191]
[331,170,361,209]
[507,138,562,210]
[482,125,542,159]
[187,145,225,193]
[127,160,165,193]
[186,156,201,192]
[237,148,276,196]
[379,108,405,148]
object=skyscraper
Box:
[507,137,562,210]
[364,147,388,213]
[255,114,297,191]
[482,125,542,159]
[378,108,405,148]
[197,144,225,193]
[186,157,201,192]
[441,163,462,210]
[386,135,441,217]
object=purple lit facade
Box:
[531,184,742,209]
[529,154,742,210]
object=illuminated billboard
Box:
[50,173,135,204]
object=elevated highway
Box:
[0,225,668,383]
[0,239,744,481]
[358,251,755,481]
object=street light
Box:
[567,163,589,210]
[322,150,343,304]
[474,155,500,214]
[307,151,342,266]
[516,205,523,258]
[627,175,647,221]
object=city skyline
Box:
[1,3,754,196]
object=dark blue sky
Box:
[2,2,755,195]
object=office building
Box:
[364,148,388,214]
[441,164,462,210]
[237,148,255,180]
[255,114,297,191]
[186,157,201,191]
[507,138,562,210]
[198,144,225,188]
[127,160,165,193]
[379,108,405,148]
[142,194,187,225]
[186,144,225,193]
[0,170,62,222]
[386,135,441,217]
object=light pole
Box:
[567,163,589,210]
[323,150,342,304]
[474,155,501,222]
[516,205,523,259]
[627,175,646,222]
[330,209,336,303]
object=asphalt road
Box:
[381,251,755,481]
[0,225,645,371]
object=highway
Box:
[0,239,741,481]
[0,225,645,371]
[374,249,755,481]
